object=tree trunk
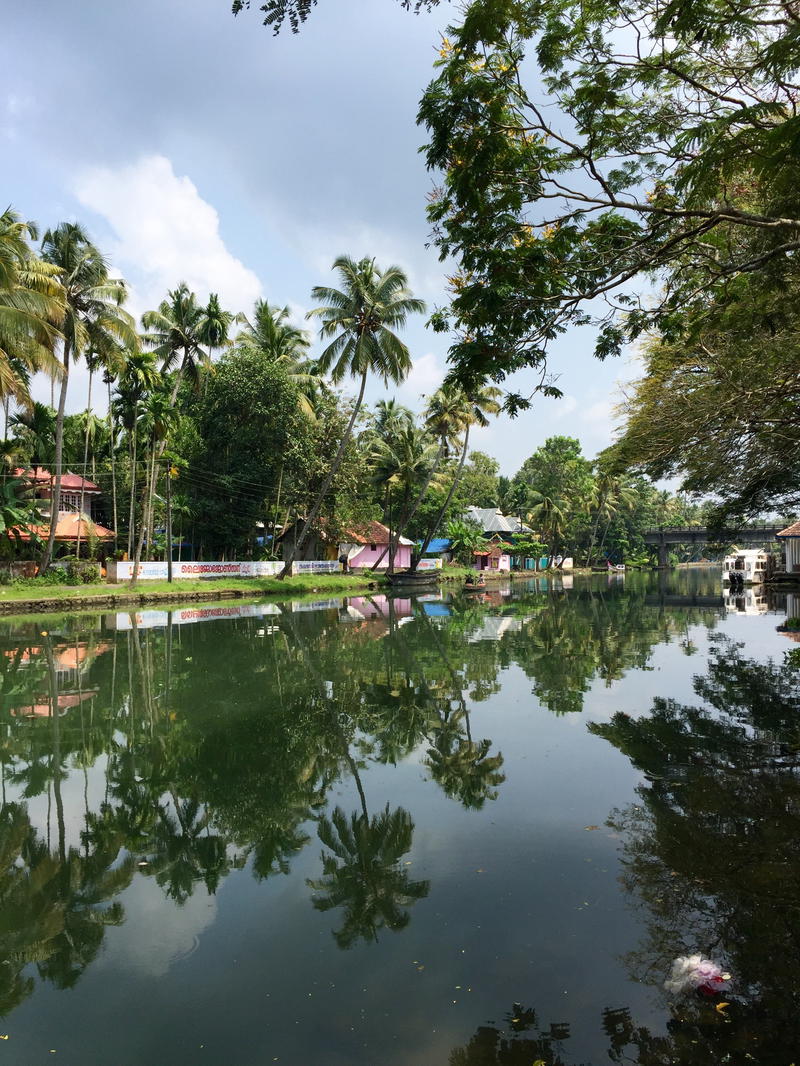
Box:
[586,491,606,568]
[75,369,94,560]
[108,378,119,551]
[370,437,446,572]
[39,342,71,573]
[146,446,157,559]
[127,423,139,558]
[278,370,368,580]
[130,438,158,587]
[416,423,471,565]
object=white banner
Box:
[109,559,340,581]
[416,558,443,571]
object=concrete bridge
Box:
[643,525,784,567]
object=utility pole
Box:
[166,463,173,584]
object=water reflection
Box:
[0,571,796,1063]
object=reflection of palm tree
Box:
[145,796,227,904]
[0,803,63,1016]
[426,734,505,809]
[307,804,429,949]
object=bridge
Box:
[643,525,784,567]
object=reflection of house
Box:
[280,520,414,571]
[6,640,111,718]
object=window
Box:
[370,543,377,551]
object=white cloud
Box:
[583,398,614,425]
[553,394,578,419]
[73,154,262,319]
[397,351,445,406]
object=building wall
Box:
[474,553,511,571]
[350,544,412,570]
[786,538,800,572]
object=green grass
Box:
[0,564,479,617]
[0,572,387,605]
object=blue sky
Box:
[3,0,640,475]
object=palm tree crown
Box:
[309,256,424,386]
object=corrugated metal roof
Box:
[465,506,530,533]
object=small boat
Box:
[722,548,770,587]
[386,569,440,588]
[463,577,487,592]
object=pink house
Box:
[340,521,414,572]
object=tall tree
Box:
[418,0,800,410]
[141,283,226,403]
[0,209,63,407]
[39,223,135,572]
[416,382,501,563]
[235,298,320,417]
[279,255,424,578]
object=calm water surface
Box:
[1,569,798,1064]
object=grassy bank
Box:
[0,572,390,614]
[0,567,476,616]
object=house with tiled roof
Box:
[777,520,800,573]
[11,468,115,548]
[279,518,413,570]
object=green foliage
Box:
[604,272,800,519]
[183,348,308,558]
[418,0,800,413]
[232,0,439,34]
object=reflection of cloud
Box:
[73,154,263,319]
[97,875,217,979]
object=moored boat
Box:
[386,569,440,588]
[722,548,770,586]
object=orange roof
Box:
[777,520,800,538]
[14,468,101,492]
[341,520,414,547]
[11,514,115,541]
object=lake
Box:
[1,568,798,1064]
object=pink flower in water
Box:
[664,954,732,996]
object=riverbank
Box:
[0,567,473,615]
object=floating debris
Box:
[664,954,731,996]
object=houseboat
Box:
[721,548,770,586]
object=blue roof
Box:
[422,538,451,554]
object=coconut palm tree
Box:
[112,351,160,556]
[141,283,228,403]
[39,223,135,572]
[416,382,502,562]
[201,292,234,365]
[75,345,125,557]
[279,255,424,578]
[369,424,441,571]
[10,401,56,475]
[235,298,321,417]
[0,208,64,407]
[526,491,566,565]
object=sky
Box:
[3,0,642,476]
